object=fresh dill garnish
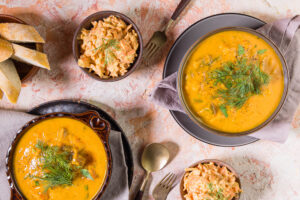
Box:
[207,183,227,200]
[104,49,117,66]
[94,39,119,52]
[84,184,89,199]
[257,49,267,55]
[237,44,245,56]
[31,141,74,190]
[201,55,220,67]
[35,180,40,186]
[216,188,225,200]
[29,141,94,191]
[219,104,228,118]
[208,183,213,191]
[80,169,94,180]
[210,45,270,117]
[94,39,120,66]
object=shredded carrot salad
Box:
[183,162,241,200]
[78,15,139,78]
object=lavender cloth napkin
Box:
[0,110,129,200]
[150,16,300,143]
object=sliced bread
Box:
[0,38,13,62]
[12,43,50,70]
[0,23,45,43]
[0,59,21,103]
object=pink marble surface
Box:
[1,0,300,200]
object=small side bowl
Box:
[177,26,289,137]
[6,111,112,200]
[0,14,43,82]
[72,11,143,82]
[180,159,241,200]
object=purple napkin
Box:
[150,16,300,143]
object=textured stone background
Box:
[0,0,300,199]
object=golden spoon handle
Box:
[134,172,150,200]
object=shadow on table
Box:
[128,6,178,77]
[161,141,179,165]
[86,100,156,200]
[223,155,274,200]
[241,11,278,24]
[86,100,117,119]
[14,12,79,84]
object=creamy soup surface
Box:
[183,30,284,133]
[13,117,107,200]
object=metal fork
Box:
[152,173,177,200]
[143,0,191,61]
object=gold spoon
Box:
[134,143,170,200]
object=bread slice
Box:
[0,38,13,62]
[0,89,3,99]
[0,23,45,43]
[12,43,50,70]
[0,59,21,103]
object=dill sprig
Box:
[210,45,269,117]
[94,39,119,52]
[29,141,93,192]
[201,55,220,67]
[94,39,120,66]
[208,183,227,200]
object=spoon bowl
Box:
[141,143,170,172]
[134,143,170,200]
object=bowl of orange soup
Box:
[178,27,289,136]
[6,111,112,200]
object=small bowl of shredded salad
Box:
[180,159,242,200]
[73,11,143,82]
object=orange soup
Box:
[183,30,284,133]
[13,117,108,200]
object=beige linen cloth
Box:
[150,16,300,143]
[0,110,129,200]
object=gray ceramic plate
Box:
[163,13,266,147]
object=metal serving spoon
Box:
[134,143,170,200]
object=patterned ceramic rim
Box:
[177,26,289,137]
[6,111,112,200]
[180,159,241,200]
[72,10,143,82]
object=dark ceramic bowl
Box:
[0,14,43,82]
[72,11,143,82]
[177,26,289,137]
[6,111,112,200]
[180,159,241,200]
